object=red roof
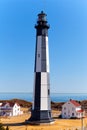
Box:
[70,100,81,107]
[1,102,9,107]
[77,110,84,113]
[1,102,20,107]
[9,103,15,107]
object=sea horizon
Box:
[0,92,87,102]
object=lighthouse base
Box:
[26,110,54,125]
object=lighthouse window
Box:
[72,113,74,116]
[38,54,40,57]
[49,112,51,117]
[48,89,50,95]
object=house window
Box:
[81,113,83,116]
[64,107,66,110]
[72,113,74,116]
[64,112,66,115]
[49,112,51,117]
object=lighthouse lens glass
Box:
[38,15,46,21]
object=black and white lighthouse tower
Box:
[28,11,53,124]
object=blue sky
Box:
[0,0,87,93]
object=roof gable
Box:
[70,100,81,107]
[62,99,81,108]
[1,102,20,107]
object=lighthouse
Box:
[28,11,53,124]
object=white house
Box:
[62,99,85,119]
[0,102,23,116]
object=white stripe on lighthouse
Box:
[36,36,42,72]
[40,72,49,110]
[41,73,48,85]
[40,97,48,110]
[46,36,49,72]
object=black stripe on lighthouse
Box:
[41,36,46,72]
[34,39,37,73]
[34,72,41,110]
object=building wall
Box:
[62,101,81,119]
[0,103,22,116]
[12,104,20,116]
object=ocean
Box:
[0,93,87,102]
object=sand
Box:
[0,108,87,130]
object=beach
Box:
[1,108,87,130]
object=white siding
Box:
[13,104,20,116]
[76,107,81,111]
